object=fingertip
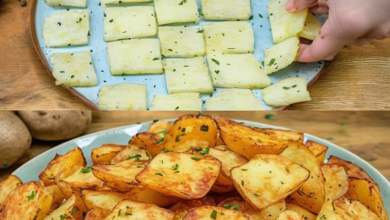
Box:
[285,0,298,12]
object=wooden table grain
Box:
[1,0,389,110]
[1,111,389,182]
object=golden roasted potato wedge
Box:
[85,207,107,220]
[316,200,352,220]
[285,203,317,220]
[327,156,375,183]
[305,140,328,165]
[280,142,325,214]
[125,185,181,207]
[128,132,164,158]
[82,190,126,214]
[209,145,248,192]
[231,154,310,210]
[170,197,215,220]
[182,206,251,220]
[276,210,304,220]
[92,160,147,192]
[0,175,22,209]
[163,115,218,152]
[321,164,349,201]
[217,117,288,159]
[148,120,171,134]
[1,182,52,220]
[252,128,304,143]
[39,147,86,186]
[333,197,380,220]
[43,195,83,220]
[110,145,151,164]
[91,144,126,164]
[136,152,221,200]
[102,200,174,220]
[218,197,286,220]
[44,184,65,211]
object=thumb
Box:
[285,0,316,12]
[296,21,347,62]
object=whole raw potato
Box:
[0,111,32,169]
[17,110,92,141]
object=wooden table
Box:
[1,111,389,182]
[1,0,390,110]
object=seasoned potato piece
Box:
[136,152,221,199]
[150,93,202,111]
[316,200,353,220]
[321,164,349,201]
[264,37,300,75]
[208,145,248,192]
[102,200,174,220]
[125,185,180,207]
[280,142,325,214]
[91,144,126,164]
[1,182,52,220]
[163,115,218,152]
[231,154,310,210]
[44,184,65,211]
[170,197,215,220]
[217,117,288,159]
[285,203,316,220]
[128,132,164,158]
[268,0,308,43]
[43,195,83,220]
[44,0,87,7]
[148,120,171,135]
[39,147,86,186]
[299,13,322,40]
[92,160,147,192]
[154,0,200,25]
[82,190,126,214]
[327,156,375,182]
[98,83,147,110]
[200,0,252,21]
[252,128,304,143]
[110,145,150,164]
[304,140,328,165]
[205,89,265,111]
[217,197,286,220]
[101,0,152,5]
[0,175,22,209]
[85,207,107,220]
[333,197,380,220]
[183,206,250,220]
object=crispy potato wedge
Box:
[102,200,174,220]
[85,207,107,220]
[316,200,352,220]
[39,147,86,186]
[305,140,328,165]
[334,197,380,220]
[125,185,181,207]
[43,195,83,220]
[92,160,147,192]
[170,197,215,220]
[110,145,151,164]
[218,197,286,220]
[327,156,375,183]
[217,117,288,159]
[91,144,126,164]
[148,120,171,134]
[285,203,316,220]
[136,152,221,199]
[183,206,251,220]
[82,190,126,214]
[252,128,304,143]
[209,145,248,192]
[128,132,164,158]
[163,115,218,152]
[1,182,52,220]
[44,184,65,211]
[321,164,349,201]
[276,210,304,220]
[280,142,325,214]
[0,175,22,210]
[231,154,310,210]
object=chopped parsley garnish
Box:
[264,114,275,120]
[200,125,209,132]
[155,172,163,176]
[191,157,201,161]
[268,58,276,66]
[127,154,142,160]
[197,30,204,33]
[81,167,91,173]
[211,59,220,65]
[109,19,114,23]
[28,191,36,201]
[172,164,179,171]
[210,210,217,219]
[199,147,209,155]
[153,57,160,60]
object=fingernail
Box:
[285,0,297,12]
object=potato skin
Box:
[17,110,92,141]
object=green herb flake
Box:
[155,172,163,176]
[215,70,220,74]
[146,151,152,159]
[153,57,159,60]
[109,19,114,23]
[71,75,75,78]
[28,191,36,201]
[211,59,220,65]
[125,212,132,216]
[118,209,121,216]
[210,210,217,219]
[253,193,259,197]
[191,157,201,161]
[200,125,209,132]
[71,207,78,215]
[283,86,291,90]
[197,30,204,33]
[175,136,180,142]
[264,114,275,120]
[268,58,275,66]
[199,147,209,155]
[241,180,244,186]
[241,169,248,171]
[81,167,91,174]
[259,13,263,18]
[60,214,67,220]
[127,154,142,160]
[175,106,180,110]
[231,204,239,210]
[172,164,179,171]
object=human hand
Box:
[286,0,390,62]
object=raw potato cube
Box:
[264,37,300,75]
[101,0,152,5]
[158,26,205,57]
[136,152,221,199]
[106,39,163,75]
[261,77,311,107]
[231,154,310,210]
[150,93,202,111]
[164,58,213,94]
[154,0,200,25]
[299,13,322,40]
[103,6,157,42]
[98,83,147,110]
[44,0,87,7]
[203,21,254,54]
[207,53,271,89]
[102,200,174,220]
[205,89,264,110]
[200,0,252,21]
[268,0,308,43]
[50,51,98,87]
[43,11,90,47]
